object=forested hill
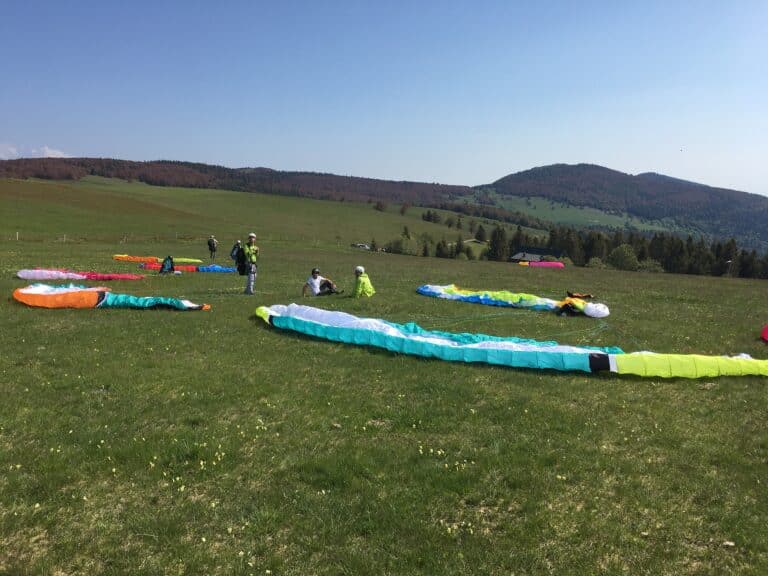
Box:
[0,158,473,205]
[482,164,768,247]
[3,158,768,249]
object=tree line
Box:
[398,212,768,278]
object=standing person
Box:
[353,265,375,298]
[229,239,242,261]
[207,235,219,260]
[243,232,260,295]
[302,268,341,297]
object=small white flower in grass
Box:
[201,537,206,543]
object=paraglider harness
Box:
[234,246,248,275]
[159,255,175,274]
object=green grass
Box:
[475,191,700,235]
[1,178,766,575]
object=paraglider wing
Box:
[520,261,565,268]
[18,269,144,281]
[416,284,559,311]
[256,304,619,373]
[13,284,210,311]
[417,284,609,317]
[13,283,108,308]
[113,254,161,263]
[256,304,768,378]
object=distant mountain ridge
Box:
[2,158,767,250]
[482,163,768,249]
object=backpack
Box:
[159,255,174,274]
[235,246,248,275]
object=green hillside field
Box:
[1,177,766,575]
[472,190,702,236]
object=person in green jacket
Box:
[353,265,375,298]
[243,232,260,295]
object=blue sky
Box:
[2,1,767,195]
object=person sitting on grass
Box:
[303,268,341,297]
[353,266,375,298]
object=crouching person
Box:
[353,266,375,298]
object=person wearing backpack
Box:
[207,235,219,260]
[230,239,241,262]
[242,232,260,295]
[159,255,175,275]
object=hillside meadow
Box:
[1,177,766,575]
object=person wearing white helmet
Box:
[353,265,375,298]
[243,232,259,295]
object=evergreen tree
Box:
[488,226,509,262]
[475,225,487,243]
[721,238,739,276]
[435,239,450,258]
[584,231,609,262]
[665,236,689,274]
[511,225,525,254]
[757,253,768,279]
[648,233,666,263]
[610,230,625,250]
[455,235,465,258]
[738,249,758,278]
[562,229,585,266]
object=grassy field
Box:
[472,191,701,235]
[1,177,766,575]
